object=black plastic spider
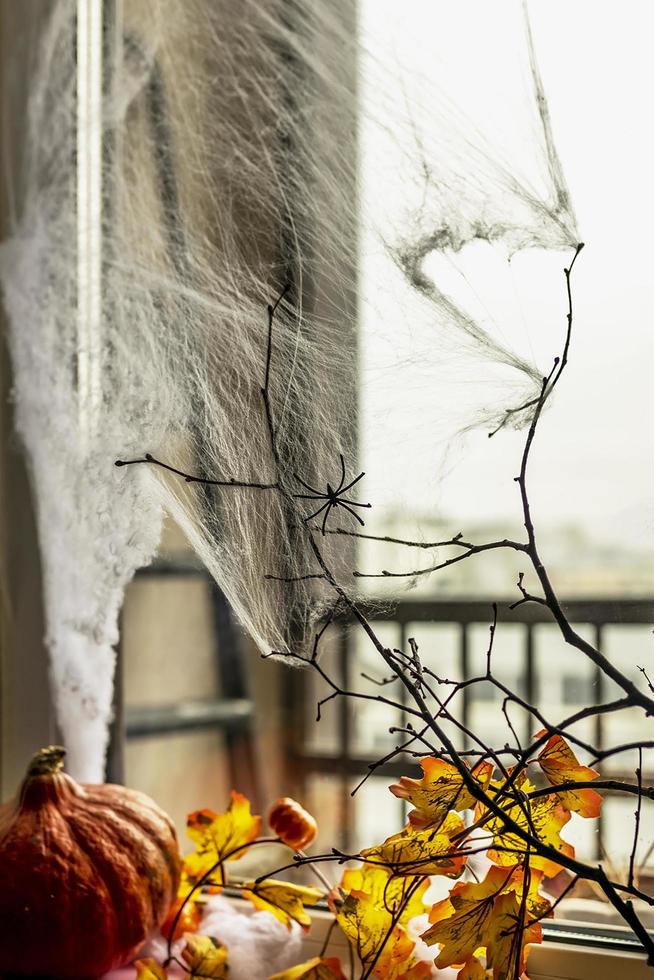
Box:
[293,454,371,535]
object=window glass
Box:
[117,0,654,947]
[355,0,654,934]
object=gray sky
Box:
[359,0,654,552]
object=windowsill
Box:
[101,898,653,980]
[296,905,653,980]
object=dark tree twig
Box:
[120,253,654,971]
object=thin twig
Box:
[629,747,643,889]
[353,538,528,579]
[115,452,278,490]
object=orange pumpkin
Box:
[268,797,317,850]
[0,746,181,978]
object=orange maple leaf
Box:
[422,865,547,975]
[340,863,429,926]
[484,780,575,878]
[535,732,603,818]
[186,791,261,876]
[360,811,466,878]
[457,958,488,980]
[503,867,552,923]
[421,865,513,968]
[485,890,542,980]
[390,758,494,828]
[337,877,430,980]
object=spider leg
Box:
[338,502,367,527]
[293,473,324,496]
[294,493,328,501]
[303,501,331,523]
[339,470,365,494]
[339,496,372,509]
[321,504,333,536]
[334,453,346,494]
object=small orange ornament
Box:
[268,797,318,850]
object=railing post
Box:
[594,623,604,860]
[524,624,535,744]
[460,623,469,748]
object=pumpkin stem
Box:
[26,745,66,777]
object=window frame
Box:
[0,0,650,973]
[0,0,55,800]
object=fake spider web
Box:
[0,0,577,779]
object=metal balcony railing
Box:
[285,596,654,858]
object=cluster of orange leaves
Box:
[136,732,602,980]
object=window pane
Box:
[111,0,654,952]
[125,730,230,838]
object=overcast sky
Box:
[359,1,654,552]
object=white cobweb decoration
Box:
[0,0,578,780]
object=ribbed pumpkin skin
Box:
[0,749,181,979]
[268,797,317,851]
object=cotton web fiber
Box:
[0,0,578,779]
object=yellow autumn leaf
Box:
[398,964,432,980]
[242,879,323,931]
[337,863,432,977]
[340,863,429,927]
[390,758,494,828]
[421,866,513,968]
[134,959,168,980]
[337,889,426,979]
[181,935,229,980]
[422,864,547,976]
[268,956,347,980]
[485,784,574,877]
[360,811,466,878]
[473,768,528,823]
[457,958,488,980]
[536,732,603,818]
[374,929,432,980]
[179,850,225,898]
[186,791,262,871]
[504,867,552,923]
[485,890,542,980]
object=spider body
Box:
[294,454,371,535]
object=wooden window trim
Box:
[0,0,55,799]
